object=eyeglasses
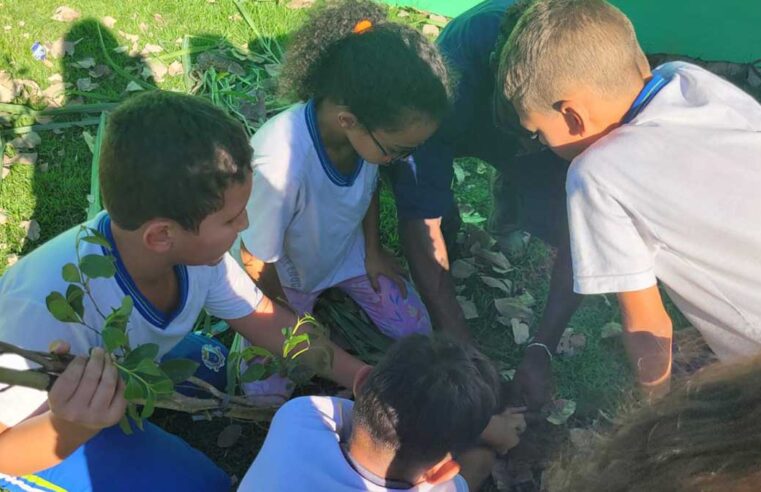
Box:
[367,128,418,161]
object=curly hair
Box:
[547,355,761,492]
[279,0,452,130]
[100,91,252,232]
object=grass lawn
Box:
[0,0,699,488]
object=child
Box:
[239,335,527,491]
[0,91,368,491]
[547,354,761,491]
[238,0,449,357]
[500,0,761,397]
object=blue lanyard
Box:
[622,71,669,124]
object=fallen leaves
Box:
[456,296,479,320]
[479,275,512,294]
[556,329,586,357]
[167,60,184,77]
[141,44,163,56]
[10,132,41,150]
[545,399,576,425]
[76,77,98,92]
[600,321,622,339]
[451,258,477,279]
[46,37,80,59]
[71,57,96,69]
[494,297,533,322]
[216,423,242,448]
[511,318,530,344]
[125,80,144,92]
[144,59,168,82]
[102,16,117,28]
[51,6,81,22]
[20,220,40,242]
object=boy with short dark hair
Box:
[0,91,368,491]
[500,0,761,397]
[240,334,526,491]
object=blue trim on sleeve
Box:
[305,99,364,187]
[97,214,189,329]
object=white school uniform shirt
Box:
[0,212,262,427]
[239,396,469,492]
[566,62,761,360]
[239,100,379,294]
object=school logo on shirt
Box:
[201,344,226,372]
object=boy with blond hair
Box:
[500,0,761,397]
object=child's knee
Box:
[375,276,432,338]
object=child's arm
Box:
[479,407,526,455]
[618,285,673,399]
[0,344,127,475]
[240,243,288,306]
[362,189,408,297]
[227,296,369,389]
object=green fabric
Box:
[383,0,761,62]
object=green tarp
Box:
[383,0,761,63]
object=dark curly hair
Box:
[100,91,252,232]
[494,0,534,61]
[279,0,452,131]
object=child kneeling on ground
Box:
[0,91,369,492]
[240,334,526,491]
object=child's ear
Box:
[557,100,586,137]
[352,364,374,397]
[337,111,360,129]
[143,220,173,253]
[421,455,461,485]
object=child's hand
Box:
[481,407,527,455]
[48,343,127,432]
[365,247,408,298]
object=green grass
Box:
[0,0,654,485]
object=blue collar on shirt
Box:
[305,99,364,187]
[97,213,189,329]
[622,68,670,124]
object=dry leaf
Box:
[125,81,144,92]
[118,31,139,43]
[545,399,576,425]
[10,132,41,149]
[47,37,78,58]
[138,22,148,32]
[153,13,165,24]
[145,59,167,82]
[451,259,477,280]
[217,424,243,448]
[71,57,96,69]
[397,10,410,18]
[0,209,7,225]
[422,24,440,36]
[517,291,536,307]
[102,16,117,28]
[37,161,49,173]
[494,297,533,322]
[479,275,512,295]
[15,153,38,166]
[113,45,129,54]
[167,60,183,77]
[456,296,479,320]
[51,6,80,22]
[556,329,587,357]
[1,167,9,180]
[287,0,316,7]
[76,77,98,92]
[496,316,512,327]
[141,43,163,55]
[511,318,530,344]
[471,243,512,271]
[20,220,40,241]
[429,13,448,24]
[42,81,68,106]
[7,254,19,267]
[89,64,112,79]
[48,73,63,83]
[0,72,17,102]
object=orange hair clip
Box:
[352,19,373,34]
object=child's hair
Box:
[352,334,499,477]
[279,0,452,131]
[547,356,761,492]
[500,0,649,113]
[493,0,534,61]
[99,91,252,232]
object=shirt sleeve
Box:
[566,162,657,294]
[204,254,263,320]
[239,132,301,262]
[0,296,97,427]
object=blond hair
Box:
[546,355,761,492]
[500,0,648,113]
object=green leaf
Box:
[45,291,80,323]
[66,284,85,319]
[135,358,163,377]
[124,376,146,400]
[79,254,116,279]
[546,399,577,425]
[83,228,111,249]
[127,402,140,421]
[102,326,128,353]
[141,394,155,420]
[240,345,274,361]
[118,414,133,435]
[119,295,134,316]
[122,343,160,369]
[104,310,129,334]
[240,363,266,383]
[160,358,199,384]
[149,375,174,395]
[283,333,310,358]
[62,263,81,283]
